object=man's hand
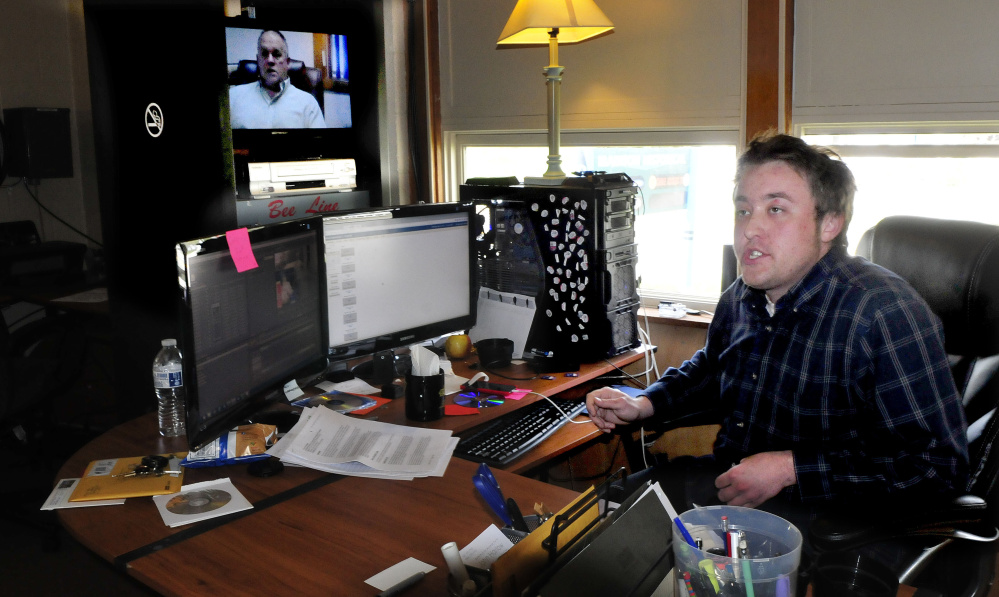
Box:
[585,387,654,433]
[715,451,797,508]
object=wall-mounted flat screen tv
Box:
[224,26,352,131]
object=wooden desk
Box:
[1,284,109,315]
[56,414,581,596]
[369,346,652,474]
[55,348,648,595]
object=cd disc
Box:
[454,392,505,408]
[320,394,370,412]
[166,489,232,515]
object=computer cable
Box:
[22,179,104,247]
[523,390,593,427]
[596,356,659,470]
[542,435,625,488]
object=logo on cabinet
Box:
[145,103,164,138]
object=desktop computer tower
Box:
[462,174,641,367]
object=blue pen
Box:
[673,516,698,548]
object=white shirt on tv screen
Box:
[229,79,326,129]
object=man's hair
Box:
[257,29,289,51]
[735,131,856,247]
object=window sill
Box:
[638,307,712,329]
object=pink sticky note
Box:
[505,389,531,401]
[225,228,259,272]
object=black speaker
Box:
[2,107,73,179]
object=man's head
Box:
[256,30,290,91]
[732,132,856,302]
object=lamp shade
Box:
[497,0,614,45]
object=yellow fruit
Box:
[445,334,472,359]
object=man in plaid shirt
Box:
[587,133,968,529]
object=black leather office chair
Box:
[810,216,999,596]
[228,59,325,114]
[1,311,89,547]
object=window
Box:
[449,130,739,311]
[799,128,999,251]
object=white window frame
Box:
[796,121,999,158]
[796,121,999,247]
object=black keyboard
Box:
[453,397,589,467]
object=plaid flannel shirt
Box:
[644,246,969,504]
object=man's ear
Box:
[820,212,844,244]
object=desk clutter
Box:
[42,453,253,528]
[379,468,682,597]
[396,468,804,597]
[52,347,652,596]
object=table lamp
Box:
[497,0,614,185]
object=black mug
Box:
[405,370,445,421]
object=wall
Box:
[438,0,745,133]
[6,1,999,243]
[0,0,100,247]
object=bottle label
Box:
[154,365,183,389]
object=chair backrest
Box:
[857,216,999,507]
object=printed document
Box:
[268,407,456,479]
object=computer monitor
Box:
[323,203,477,381]
[177,218,328,451]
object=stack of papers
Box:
[268,406,457,480]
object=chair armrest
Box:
[809,495,996,552]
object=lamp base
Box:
[523,176,567,186]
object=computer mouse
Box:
[247,458,285,478]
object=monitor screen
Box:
[323,203,477,371]
[225,26,351,130]
[178,218,328,451]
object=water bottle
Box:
[153,339,186,437]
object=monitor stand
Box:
[350,349,412,385]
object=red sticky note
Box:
[445,404,480,416]
[225,228,259,272]
[349,396,392,416]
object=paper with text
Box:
[269,407,455,479]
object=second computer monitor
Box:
[322,203,476,374]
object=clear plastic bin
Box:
[673,505,801,597]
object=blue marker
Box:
[673,516,698,548]
[775,574,790,597]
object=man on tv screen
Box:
[229,30,326,129]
